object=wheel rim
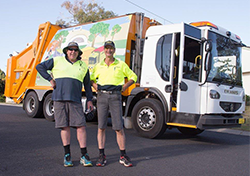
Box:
[137,106,156,131]
[45,99,54,116]
[27,97,35,113]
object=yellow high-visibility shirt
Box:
[90,58,137,86]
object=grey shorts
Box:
[97,91,123,130]
[54,101,86,129]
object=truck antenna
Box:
[125,0,173,24]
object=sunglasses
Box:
[68,48,79,52]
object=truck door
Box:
[176,24,202,114]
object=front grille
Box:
[219,102,241,112]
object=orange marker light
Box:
[190,21,218,30]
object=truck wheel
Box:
[132,98,166,138]
[177,127,204,136]
[85,107,97,122]
[85,98,97,122]
[43,93,54,122]
[24,91,43,118]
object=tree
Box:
[111,24,121,40]
[0,69,5,95]
[54,30,69,48]
[55,19,68,26]
[88,22,110,47]
[57,0,117,26]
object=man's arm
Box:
[83,70,94,111]
[122,62,137,92]
[90,65,98,91]
[91,81,98,91]
[122,79,134,92]
[36,59,56,88]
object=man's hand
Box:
[87,101,94,112]
[122,79,134,92]
[91,81,98,91]
[50,79,56,89]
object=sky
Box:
[0,0,249,73]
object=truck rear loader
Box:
[5,13,246,138]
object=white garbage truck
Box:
[5,13,246,138]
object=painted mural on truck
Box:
[35,15,132,86]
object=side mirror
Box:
[204,41,212,71]
[200,40,212,86]
[205,52,211,71]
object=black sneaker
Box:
[119,155,133,167]
[96,154,107,167]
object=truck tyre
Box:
[177,127,204,136]
[85,108,97,122]
[43,93,54,122]
[24,91,43,118]
[132,98,166,138]
[85,98,97,122]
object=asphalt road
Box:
[0,104,249,176]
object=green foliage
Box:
[111,24,122,40]
[55,19,68,26]
[88,34,95,42]
[54,30,69,47]
[0,69,6,103]
[57,0,117,26]
[88,22,110,46]
[246,95,250,106]
[0,69,5,79]
[99,23,110,38]
[0,94,5,102]
[54,30,69,41]
[0,80,4,94]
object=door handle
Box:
[165,85,172,93]
[179,81,188,91]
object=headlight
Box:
[210,90,220,99]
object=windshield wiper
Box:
[217,78,229,87]
[230,80,240,89]
[229,39,244,47]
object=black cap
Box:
[63,42,83,56]
[104,40,115,48]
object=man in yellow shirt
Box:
[36,42,93,167]
[91,41,137,167]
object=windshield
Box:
[89,57,97,65]
[207,31,242,86]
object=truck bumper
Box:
[197,114,245,130]
[169,112,245,130]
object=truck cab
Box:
[128,21,245,138]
